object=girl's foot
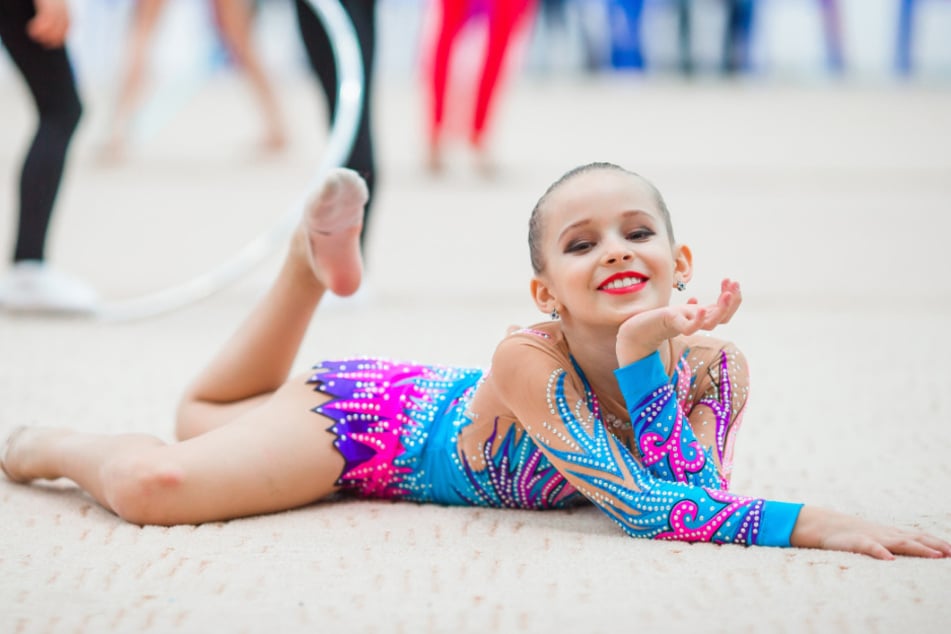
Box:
[300,168,368,297]
[1,426,67,483]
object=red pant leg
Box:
[429,0,473,144]
[471,0,536,146]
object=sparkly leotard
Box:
[308,321,802,547]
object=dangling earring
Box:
[550,308,560,320]
[675,280,686,292]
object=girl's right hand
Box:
[616,278,742,366]
[790,506,951,559]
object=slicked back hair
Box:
[528,162,674,274]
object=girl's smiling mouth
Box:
[598,272,648,294]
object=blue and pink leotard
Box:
[307,321,802,547]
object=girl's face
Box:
[532,169,691,328]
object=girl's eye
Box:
[565,240,593,253]
[627,229,654,241]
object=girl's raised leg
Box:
[1,168,369,524]
[175,167,368,438]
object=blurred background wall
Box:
[2,0,950,88]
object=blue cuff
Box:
[757,501,804,547]
[614,351,668,410]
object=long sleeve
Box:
[618,351,725,489]
[488,333,802,547]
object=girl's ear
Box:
[530,276,557,315]
[674,244,694,283]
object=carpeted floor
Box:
[2,71,950,633]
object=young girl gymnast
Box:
[2,163,949,560]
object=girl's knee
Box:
[100,452,186,525]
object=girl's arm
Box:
[489,334,801,547]
[618,280,746,489]
[608,280,950,558]
[491,334,950,557]
[622,343,747,490]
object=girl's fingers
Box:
[865,529,951,559]
[720,278,734,299]
[889,538,945,559]
[717,291,733,313]
[719,283,743,324]
[721,295,741,324]
[907,533,951,557]
[675,279,744,331]
[866,542,896,561]
[701,299,730,329]
[672,306,704,335]
[688,307,708,334]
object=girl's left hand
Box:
[616,278,742,366]
[791,506,951,559]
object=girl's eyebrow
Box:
[557,210,654,241]
[557,219,591,242]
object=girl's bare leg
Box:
[175,167,367,438]
[1,168,368,525]
[212,0,287,152]
[0,379,346,525]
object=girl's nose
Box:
[602,237,634,265]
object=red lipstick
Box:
[598,272,648,295]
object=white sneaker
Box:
[0,261,99,314]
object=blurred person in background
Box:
[0,0,98,313]
[294,0,378,251]
[425,0,537,176]
[99,0,287,162]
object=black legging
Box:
[294,0,376,247]
[0,0,82,263]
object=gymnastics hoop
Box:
[95,0,364,322]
